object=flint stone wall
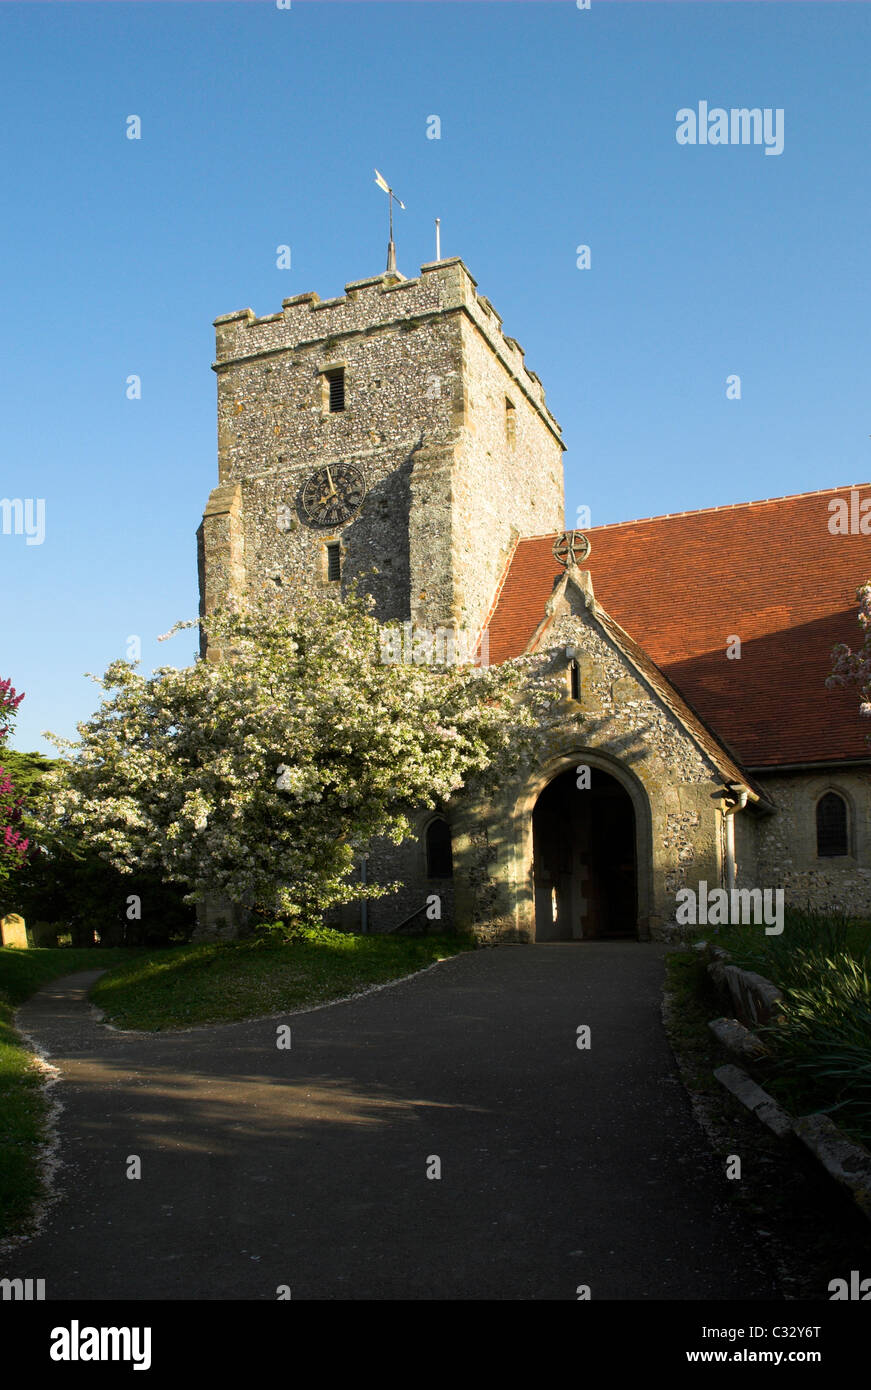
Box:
[751,769,871,917]
[200,258,564,649]
[447,603,727,943]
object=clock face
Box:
[300,462,367,528]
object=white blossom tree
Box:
[827,580,871,721]
[34,588,560,926]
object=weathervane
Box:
[552,531,592,569]
[374,169,405,274]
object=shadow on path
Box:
[3,945,780,1301]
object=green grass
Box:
[663,949,725,1091]
[0,947,135,1242]
[90,929,476,1031]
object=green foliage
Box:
[0,735,192,945]
[709,905,868,984]
[0,749,55,804]
[758,951,871,1141]
[252,918,347,947]
[3,844,196,946]
[0,751,56,918]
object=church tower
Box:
[198,258,565,649]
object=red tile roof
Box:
[488,485,871,768]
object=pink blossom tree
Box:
[0,678,29,883]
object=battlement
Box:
[213,257,561,440]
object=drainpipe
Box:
[722,784,749,895]
[360,853,369,934]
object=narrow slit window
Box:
[569,659,581,700]
[326,368,345,413]
[326,542,341,582]
[816,792,848,857]
[505,397,516,447]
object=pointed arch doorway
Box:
[532,766,637,941]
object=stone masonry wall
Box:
[212,287,461,624]
[544,607,724,926]
[448,313,564,638]
[751,768,871,915]
[548,608,720,786]
[203,258,564,638]
[445,600,728,942]
[327,824,456,936]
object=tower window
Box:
[326,368,345,413]
[816,791,848,857]
[326,542,342,582]
[505,397,516,447]
[426,818,453,878]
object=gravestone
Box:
[1,913,29,949]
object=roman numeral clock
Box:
[300,462,367,528]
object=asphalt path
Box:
[5,943,780,1301]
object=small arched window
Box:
[816,791,849,858]
[426,818,453,878]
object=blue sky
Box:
[2,0,869,753]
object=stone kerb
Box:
[705,946,783,1027]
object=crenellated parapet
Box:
[212,258,562,443]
